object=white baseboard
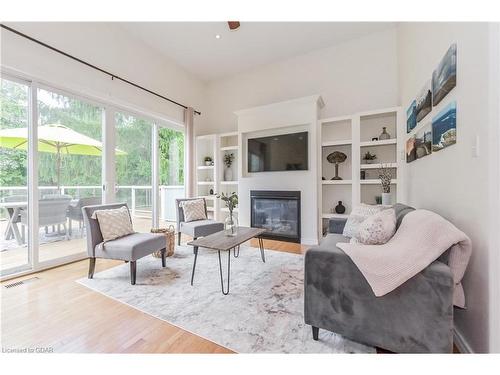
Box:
[454,328,473,353]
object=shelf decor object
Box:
[379,164,393,205]
[223,152,235,181]
[334,201,346,214]
[326,151,347,180]
[362,151,377,164]
[378,127,391,140]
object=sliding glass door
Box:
[0,77,31,276]
[159,126,185,223]
[36,87,103,264]
[115,112,153,232]
[0,72,184,278]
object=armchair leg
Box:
[88,257,96,279]
[178,232,181,246]
[312,326,319,341]
[161,249,166,267]
[130,261,137,285]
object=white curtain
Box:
[184,107,195,197]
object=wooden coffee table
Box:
[187,227,267,295]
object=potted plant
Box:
[223,153,235,181]
[217,192,239,236]
[378,164,392,205]
[204,156,213,166]
[362,151,377,164]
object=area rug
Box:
[77,245,375,353]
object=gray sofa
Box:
[304,203,454,353]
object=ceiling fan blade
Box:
[228,21,240,30]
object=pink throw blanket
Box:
[337,209,472,308]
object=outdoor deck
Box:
[0,216,176,274]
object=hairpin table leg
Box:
[258,237,266,263]
[218,249,231,295]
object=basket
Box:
[151,225,175,258]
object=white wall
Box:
[0,22,206,126]
[398,22,500,353]
[202,28,399,135]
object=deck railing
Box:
[0,185,184,222]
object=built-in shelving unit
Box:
[318,107,404,236]
[195,132,242,221]
[218,132,240,220]
[195,134,217,219]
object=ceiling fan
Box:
[227,21,241,31]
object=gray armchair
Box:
[82,203,166,285]
[304,204,454,353]
[175,198,223,245]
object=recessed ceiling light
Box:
[215,34,221,39]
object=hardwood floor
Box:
[0,237,307,353]
[1,237,457,353]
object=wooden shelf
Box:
[220,181,238,185]
[321,180,352,185]
[321,139,352,147]
[360,139,397,147]
[322,213,349,219]
[199,195,216,200]
[220,146,238,151]
[197,181,214,185]
[360,163,398,170]
[206,207,215,212]
[197,165,214,170]
[360,179,398,185]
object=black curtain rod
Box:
[0,24,201,116]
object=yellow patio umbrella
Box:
[0,123,126,189]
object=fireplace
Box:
[250,190,301,243]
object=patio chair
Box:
[67,196,102,237]
[175,198,224,246]
[20,195,72,243]
[82,203,166,285]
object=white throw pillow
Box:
[91,206,134,242]
[354,208,396,245]
[180,199,207,222]
[342,203,389,238]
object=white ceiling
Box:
[119,22,395,82]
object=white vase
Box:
[381,192,391,206]
[224,167,233,181]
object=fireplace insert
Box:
[250,190,300,243]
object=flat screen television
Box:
[247,131,308,172]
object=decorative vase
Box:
[375,195,382,205]
[381,193,391,205]
[224,167,233,181]
[205,160,211,166]
[379,127,391,140]
[209,188,214,195]
[335,201,346,214]
[224,212,239,237]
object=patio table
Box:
[0,201,27,245]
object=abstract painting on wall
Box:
[432,101,457,152]
[432,43,457,106]
[406,136,417,163]
[416,80,432,122]
[415,123,432,159]
[406,100,417,133]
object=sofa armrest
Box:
[304,245,454,353]
[328,217,347,234]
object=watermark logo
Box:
[2,347,54,353]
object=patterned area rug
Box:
[77,245,375,353]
